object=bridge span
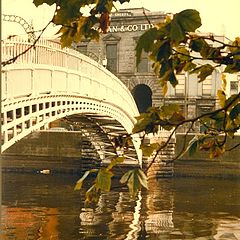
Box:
[1,37,142,165]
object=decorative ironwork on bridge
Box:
[3,14,36,41]
[1,36,142,165]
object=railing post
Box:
[12,109,17,137]
[31,68,35,96]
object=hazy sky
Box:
[2,0,240,40]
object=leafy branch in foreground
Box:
[33,0,130,47]
[136,9,240,94]
[7,1,239,200]
[71,7,240,201]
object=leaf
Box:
[33,0,56,7]
[136,27,160,65]
[209,146,225,158]
[170,9,201,43]
[169,71,178,87]
[217,90,226,108]
[177,135,199,158]
[99,12,110,33]
[156,40,171,62]
[95,168,114,192]
[107,156,125,170]
[140,143,160,157]
[160,104,180,118]
[176,46,190,61]
[221,74,227,91]
[162,82,168,96]
[136,169,148,190]
[85,185,99,203]
[74,169,98,191]
[169,112,185,124]
[198,64,214,82]
[230,103,240,120]
[189,38,208,52]
[183,62,197,71]
[177,9,202,32]
[188,136,200,156]
[120,169,148,197]
[170,18,186,43]
[120,170,132,184]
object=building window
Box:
[106,44,117,73]
[230,81,238,95]
[137,51,148,73]
[175,74,185,96]
[202,76,212,96]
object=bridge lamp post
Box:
[102,58,107,68]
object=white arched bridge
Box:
[1,37,142,165]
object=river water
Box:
[1,172,240,240]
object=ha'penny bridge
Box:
[1,36,174,177]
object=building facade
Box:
[75,8,239,131]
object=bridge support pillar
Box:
[143,131,176,180]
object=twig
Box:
[2,6,57,67]
[142,7,151,25]
[226,142,240,152]
[145,125,179,172]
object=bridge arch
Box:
[1,37,142,164]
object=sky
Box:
[2,0,240,40]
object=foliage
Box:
[30,1,240,200]
[33,0,130,47]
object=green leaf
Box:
[177,135,199,158]
[176,46,190,61]
[118,0,130,3]
[177,9,202,32]
[120,170,132,184]
[95,168,114,192]
[107,156,125,170]
[160,104,180,118]
[85,185,99,203]
[156,40,171,62]
[198,64,214,82]
[190,38,207,52]
[33,0,56,7]
[183,62,197,71]
[170,18,186,43]
[120,169,148,197]
[170,9,201,43]
[188,138,198,156]
[140,143,160,157]
[136,169,148,190]
[217,90,226,108]
[191,64,214,82]
[169,71,178,87]
[136,27,160,65]
[169,112,185,124]
[230,103,240,120]
[74,169,98,190]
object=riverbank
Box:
[1,132,240,178]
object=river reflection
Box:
[1,173,240,239]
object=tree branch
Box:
[2,7,57,67]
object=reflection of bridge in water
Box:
[1,37,143,165]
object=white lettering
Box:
[106,23,153,33]
[132,25,138,31]
[119,26,125,32]
[111,26,118,32]
[126,25,133,31]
